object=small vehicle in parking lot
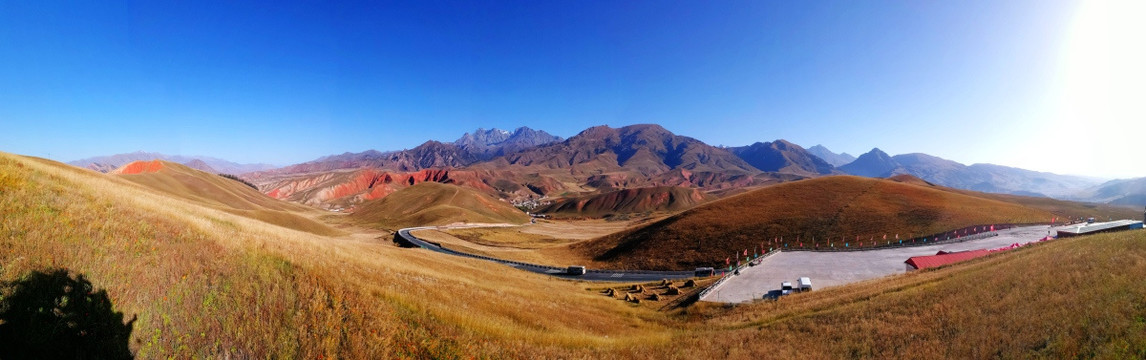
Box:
[798,277,812,292]
[780,281,793,296]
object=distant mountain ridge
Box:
[838,148,899,178]
[253,127,562,177]
[806,145,856,167]
[454,127,563,158]
[103,123,1121,209]
[484,124,757,175]
[1077,177,1146,207]
[727,140,835,176]
[68,151,276,174]
[837,148,1103,198]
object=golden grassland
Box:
[0,153,673,358]
[3,152,1146,358]
[350,182,529,230]
[113,160,344,237]
[575,175,1099,269]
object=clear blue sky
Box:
[2,1,1141,177]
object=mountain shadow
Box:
[0,268,135,359]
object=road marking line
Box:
[610,273,623,278]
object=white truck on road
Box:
[797,277,812,292]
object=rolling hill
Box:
[574,175,1066,270]
[110,160,342,236]
[349,182,529,229]
[535,186,714,218]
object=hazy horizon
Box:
[3,1,1142,178]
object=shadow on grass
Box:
[0,268,135,359]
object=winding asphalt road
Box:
[396,227,696,282]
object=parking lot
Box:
[702,225,1065,303]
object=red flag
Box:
[743,249,748,256]
[883,234,887,240]
[725,257,730,265]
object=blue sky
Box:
[1,1,1141,177]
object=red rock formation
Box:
[112,160,164,174]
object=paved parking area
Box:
[702,225,1066,303]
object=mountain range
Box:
[727,140,835,177]
[806,145,856,167]
[68,124,1146,208]
[68,151,276,174]
[837,148,1103,198]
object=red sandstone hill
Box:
[258,168,568,209]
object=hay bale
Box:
[684,279,697,288]
[631,284,645,292]
[649,293,662,301]
[660,279,671,287]
[665,286,681,296]
[605,288,616,297]
[624,293,636,302]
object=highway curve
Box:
[396,227,695,282]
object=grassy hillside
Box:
[2,152,1145,358]
[0,152,675,358]
[111,160,342,236]
[349,181,529,229]
[576,175,1059,269]
[538,186,713,218]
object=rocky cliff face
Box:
[453,127,563,159]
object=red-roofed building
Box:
[904,249,992,271]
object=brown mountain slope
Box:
[475,124,761,189]
[537,186,713,218]
[574,175,1059,270]
[111,160,341,236]
[349,182,529,229]
[728,139,836,176]
[258,168,567,208]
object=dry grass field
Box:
[112,160,344,237]
[3,152,1145,358]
